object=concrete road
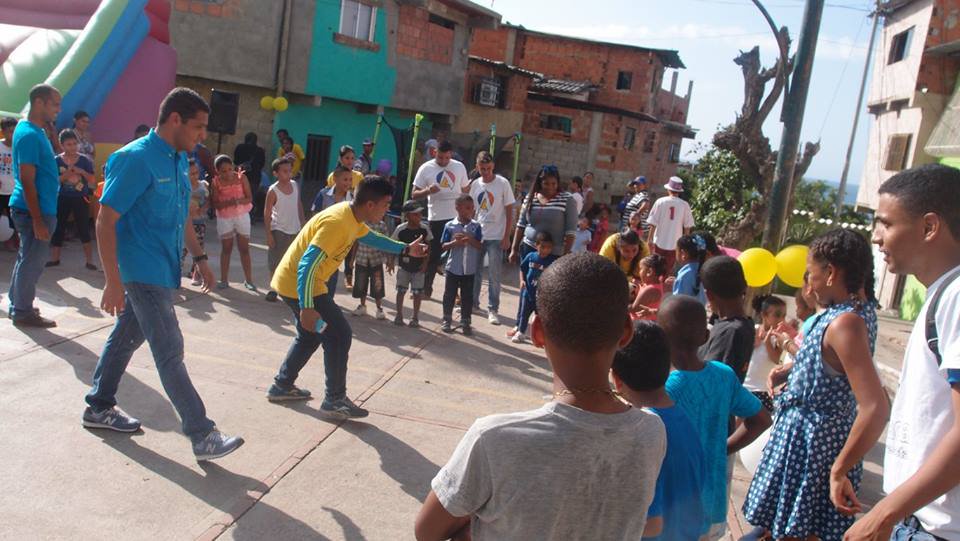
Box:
[0,222,910,540]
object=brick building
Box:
[458,24,695,206]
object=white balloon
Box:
[738,426,772,475]
[0,218,13,243]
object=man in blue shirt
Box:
[82,88,243,461]
[7,84,61,328]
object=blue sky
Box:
[487,0,876,185]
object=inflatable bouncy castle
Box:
[0,0,176,147]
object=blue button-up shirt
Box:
[441,218,483,276]
[100,129,190,289]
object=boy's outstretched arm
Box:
[415,491,471,541]
[727,408,772,455]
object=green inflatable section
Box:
[0,29,80,114]
[45,0,126,98]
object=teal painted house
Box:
[170,0,500,206]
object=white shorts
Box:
[217,214,251,238]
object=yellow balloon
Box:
[776,245,809,288]
[273,97,289,112]
[259,96,274,110]
[738,248,778,288]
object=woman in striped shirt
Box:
[509,165,578,263]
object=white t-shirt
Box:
[0,140,14,195]
[412,158,468,222]
[468,174,516,241]
[743,333,778,393]
[646,195,694,250]
[432,401,665,540]
[884,265,960,539]
[571,192,584,216]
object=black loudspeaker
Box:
[208,90,240,134]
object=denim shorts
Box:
[396,268,425,294]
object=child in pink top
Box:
[631,253,669,320]
[211,155,255,291]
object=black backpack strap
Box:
[926,268,960,367]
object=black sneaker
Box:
[319,397,369,420]
[266,384,312,402]
[12,312,56,328]
[265,291,278,302]
[440,320,453,333]
[462,324,473,336]
[393,314,405,326]
[408,318,420,328]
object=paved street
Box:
[0,223,909,540]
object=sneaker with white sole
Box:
[82,406,141,432]
[319,397,369,420]
[511,332,525,344]
[193,429,244,461]
[352,305,367,317]
[266,384,312,402]
[441,320,453,333]
[375,308,386,320]
[488,311,501,326]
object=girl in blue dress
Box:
[742,229,890,541]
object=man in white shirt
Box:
[411,140,468,298]
[1,116,17,250]
[465,151,515,325]
[846,164,960,541]
[646,176,694,272]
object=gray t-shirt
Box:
[432,401,666,541]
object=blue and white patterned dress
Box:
[742,299,878,541]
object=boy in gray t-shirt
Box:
[415,253,666,541]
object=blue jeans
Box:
[7,209,56,319]
[517,294,536,333]
[472,240,504,313]
[513,242,535,327]
[891,517,946,541]
[85,282,215,443]
[275,288,352,402]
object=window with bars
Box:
[339,0,377,42]
[473,78,502,108]
[540,114,572,135]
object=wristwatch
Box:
[192,254,209,264]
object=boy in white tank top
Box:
[264,158,305,302]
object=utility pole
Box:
[762,0,825,251]
[836,2,880,216]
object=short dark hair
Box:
[534,231,554,245]
[355,175,394,205]
[570,176,583,190]
[809,228,876,302]
[134,124,150,137]
[537,253,629,353]
[437,141,454,153]
[158,87,210,125]
[277,128,289,136]
[271,157,291,172]
[879,163,960,239]
[751,294,786,317]
[214,154,233,170]
[339,145,355,157]
[657,295,707,347]
[58,128,77,144]
[244,132,257,145]
[334,164,353,175]
[612,320,671,392]
[455,194,473,206]
[701,255,747,299]
[476,150,494,164]
[29,84,59,105]
[1,117,18,131]
[641,253,668,277]
[73,110,89,121]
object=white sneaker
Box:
[375,308,386,320]
[511,332,524,344]
[352,305,367,317]
[488,311,501,326]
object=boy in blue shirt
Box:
[612,320,707,541]
[511,231,558,344]
[658,295,771,539]
[440,194,482,335]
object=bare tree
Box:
[711,1,821,249]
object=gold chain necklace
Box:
[553,388,621,399]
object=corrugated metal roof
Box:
[530,79,599,95]
[468,55,542,79]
